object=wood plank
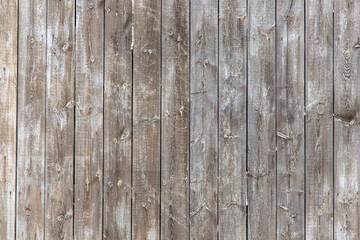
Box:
[305,0,334,239]
[74,0,104,239]
[161,0,189,239]
[45,0,75,239]
[247,0,276,238]
[17,0,47,239]
[0,1,18,239]
[103,0,132,239]
[276,0,304,239]
[218,0,247,239]
[189,0,218,239]
[334,0,360,238]
[132,0,161,238]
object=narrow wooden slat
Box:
[45,0,75,239]
[74,0,104,239]
[334,1,360,238]
[161,0,189,239]
[189,0,218,239]
[17,0,47,238]
[305,0,333,239]
[247,0,276,238]
[218,0,247,239]
[103,0,132,239]
[0,1,17,239]
[132,0,161,238]
[276,0,304,239]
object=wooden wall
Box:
[0,0,358,239]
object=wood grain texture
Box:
[17,0,47,239]
[132,0,161,238]
[0,1,17,239]
[276,0,304,239]
[305,0,334,239]
[45,0,75,239]
[161,0,189,239]
[74,0,104,239]
[103,0,132,239]
[334,0,360,238]
[189,0,218,239]
[247,0,276,239]
[218,0,247,239]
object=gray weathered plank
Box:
[74,0,104,239]
[132,0,161,238]
[103,0,132,239]
[218,0,247,239]
[189,0,218,239]
[276,0,304,239]
[45,0,75,239]
[305,0,334,239]
[247,0,276,239]
[17,0,47,239]
[0,1,17,239]
[161,0,190,239]
[334,0,360,238]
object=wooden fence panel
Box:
[17,0,47,239]
[74,0,104,239]
[0,1,17,239]
[218,0,247,239]
[305,0,334,239]
[276,0,305,239]
[161,0,190,239]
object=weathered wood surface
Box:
[5,1,360,239]
[17,0,47,239]
[190,0,218,239]
[103,0,132,239]
[276,0,304,239]
[74,0,104,239]
[305,0,334,239]
[161,0,190,239]
[132,0,161,239]
[334,0,360,239]
[0,1,17,239]
[247,0,276,239]
[218,0,247,239]
[45,0,75,239]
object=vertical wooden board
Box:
[103,0,132,239]
[17,0,46,239]
[305,0,333,239]
[276,0,304,239]
[74,0,104,239]
[161,0,189,239]
[247,0,276,239]
[218,0,246,239]
[334,0,360,238]
[132,0,161,238]
[0,1,17,239]
[45,0,75,239]
[189,0,218,239]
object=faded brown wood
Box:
[247,0,276,239]
[103,0,132,239]
[218,0,247,239]
[161,0,190,239]
[189,0,218,239]
[74,0,104,239]
[334,0,360,238]
[305,0,334,239]
[45,0,75,239]
[0,1,17,239]
[276,0,304,239]
[132,0,161,238]
[17,0,47,239]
